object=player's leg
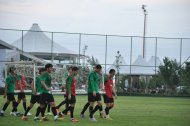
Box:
[0,94,11,116]
[105,97,114,120]
[49,94,59,121]
[104,94,110,118]
[10,93,20,116]
[108,99,114,119]
[65,96,70,115]
[34,93,46,121]
[21,93,27,111]
[22,95,37,120]
[69,95,78,122]
[22,103,34,120]
[56,100,66,109]
[88,93,97,121]
[90,93,103,119]
[13,93,22,114]
[45,103,52,115]
[80,101,90,118]
[0,100,10,114]
[105,103,110,118]
[60,96,70,115]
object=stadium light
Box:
[142,4,148,59]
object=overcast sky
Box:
[0,0,190,37]
[0,0,190,64]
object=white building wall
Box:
[0,49,6,87]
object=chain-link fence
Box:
[0,26,190,95]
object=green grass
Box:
[0,95,190,126]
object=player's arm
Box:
[41,81,51,91]
[67,77,72,99]
[24,77,30,88]
[104,75,107,85]
[112,81,117,99]
[4,76,11,98]
[89,74,96,96]
[31,81,36,94]
[99,74,103,90]
[3,83,7,98]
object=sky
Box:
[0,0,190,37]
[0,0,190,64]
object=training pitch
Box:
[0,95,190,126]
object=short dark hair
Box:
[68,66,73,71]
[109,69,116,74]
[95,64,102,69]
[72,66,79,71]
[45,63,53,70]
[9,66,16,73]
[39,67,45,74]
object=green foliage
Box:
[180,62,190,86]
[158,57,180,90]
[139,79,146,90]
[148,75,163,89]
[148,58,190,95]
[119,75,128,92]
[77,66,90,88]
[86,56,99,66]
[114,51,122,91]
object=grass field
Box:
[0,95,190,126]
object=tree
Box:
[180,62,190,86]
[86,56,99,66]
[115,51,122,91]
[148,75,163,89]
[158,57,180,94]
[77,66,90,89]
[120,75,128,92]
[178,62,190,95]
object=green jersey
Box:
[40,71,52,94]
[6,74,16,93]
[88,71,100,93]
[17,74,21,81]
[33,75,42,94]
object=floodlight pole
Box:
[142,5,148,59]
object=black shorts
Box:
[7,93,15,101]
[88,93,101,102]
[65,95,76,104]
[18,92,26,99]
[30,94,40,104]
[64,94,67,98]
[39,93,54,105]
[103,94,114,103]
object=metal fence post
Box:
[51,32,54,62]
[105,35,108,74]
[155,37,158,75]
[78,33,81,65]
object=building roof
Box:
[107,55,162,75]
[148,56,162,66]
[12,23,78,60]
[129,55,156,75]
[0,39,16,49]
